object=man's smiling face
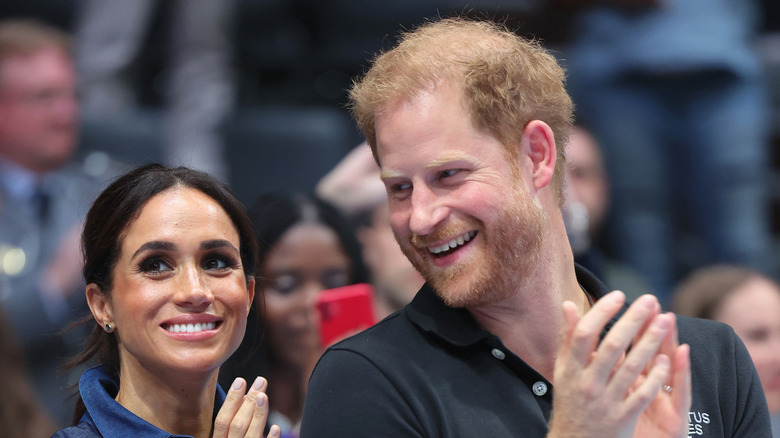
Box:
[377,82,546,308]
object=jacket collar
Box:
[78,365,227,438]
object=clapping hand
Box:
[213,376,281,438]
[548,292,691,438]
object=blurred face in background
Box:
[262,222,351,369]
[564,126,609,237]
[0,47,78,173]
[358,202,423,313]
[714,277,780,413]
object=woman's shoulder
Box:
[51,422,102,438]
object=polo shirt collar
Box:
[78,365,227,438]
[405,264,626,347]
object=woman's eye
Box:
[204,256,229,270]
[139,257,173,275]
[269,274,300,295]
[321,269,350,290]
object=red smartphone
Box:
[316,283,376,347]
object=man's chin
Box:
[431,276,485,308]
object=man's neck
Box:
[467,245,586,382]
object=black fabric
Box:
[300,265,771,437]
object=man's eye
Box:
[440,169,459,178]
[390,182,411,193]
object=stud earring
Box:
[105,323,113,333]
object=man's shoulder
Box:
[675,314,736,346]
[327,309,418,354]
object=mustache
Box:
[408,218,478,249]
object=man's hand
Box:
[548,292,690,438]
[213,376,281,438]
[633,314,691,437]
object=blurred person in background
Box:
[317,143,424,318]
[75,0,235,180]
[672,265,780,437]
[563,125,653,302]
[0,304,56,438]
[220,192,369,438]
[0,18,115,426]
[562,0,772,304]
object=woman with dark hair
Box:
[221,192,369,438]
[53,164,280,437]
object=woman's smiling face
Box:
[94,187,254,377]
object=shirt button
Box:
[491,348,506,360]
[532,381,548,396]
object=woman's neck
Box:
[116,363,218,438]
[269,363,306,427]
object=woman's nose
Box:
[175,266,214,309]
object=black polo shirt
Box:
[301,265,771,437]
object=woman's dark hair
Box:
[219,192,369,387]
[249,192,369,283]
[67,163,259,424]
[0,306,56,437]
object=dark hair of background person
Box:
[63,163,260,425]
[671,265,766,320]
[220,191,369,383]
[0,305,57,438]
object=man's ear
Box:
[86,283,113,328]
[521,120,557,191]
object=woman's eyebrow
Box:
[201,239,239,252]
[131,241,176,259]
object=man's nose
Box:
[409,185,448,236]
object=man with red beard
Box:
[300,18,771,437]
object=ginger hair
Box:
[349,17,573,203]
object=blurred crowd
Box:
[0,0,779,436]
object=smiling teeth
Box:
[428,231,477,254]
[165,322,216,333]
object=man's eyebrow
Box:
[131,241,176,259]
[380,152,475,178]
[201,239,239,252]
[380,169,404,180]
[426,152,473,168]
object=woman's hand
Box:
[213,376,281,438]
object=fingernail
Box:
[257,393,266,407]
[251,376,263,391]
[232,378,243,391]
[269,425,280,437]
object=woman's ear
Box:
[246,276,256,313]
[521,120,557,191]
[86,283,113,328]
